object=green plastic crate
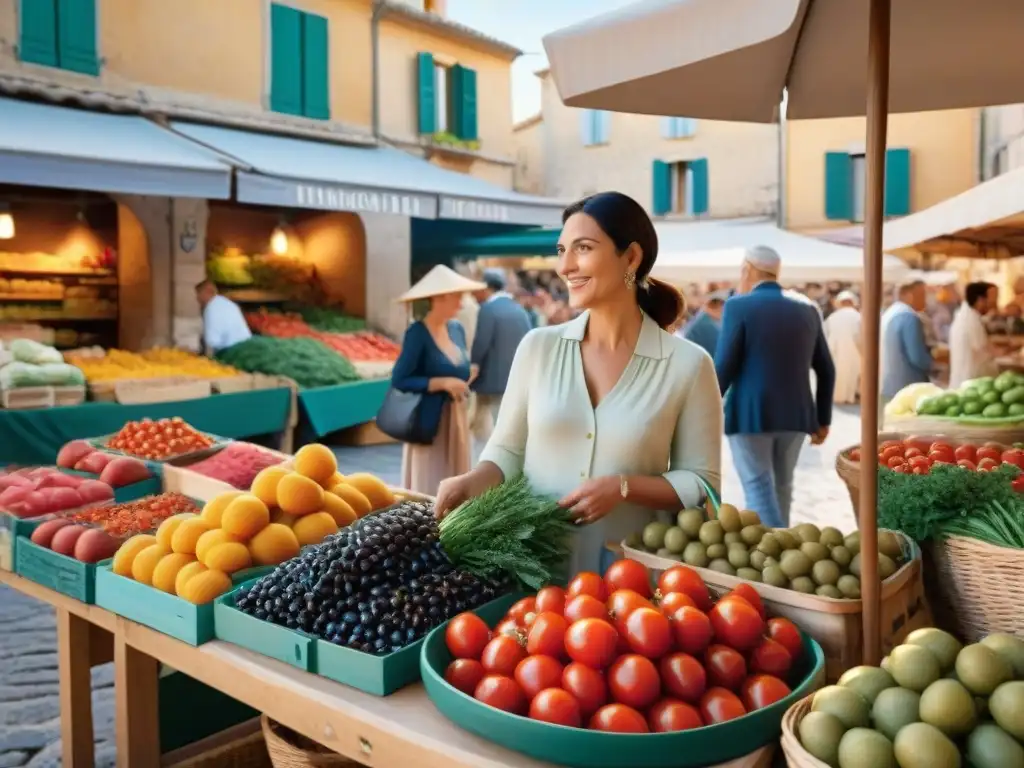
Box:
[214,578,316,672]
[420,609,826,768]
[0,512,42,572]
[96,564,272,646]
[15,535,112,603]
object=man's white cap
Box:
[836,290,858,305]
[744,245,781,277]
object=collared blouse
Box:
[479,311,723,574]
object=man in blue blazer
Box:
[470,269,532,441]
[714,247,836,528]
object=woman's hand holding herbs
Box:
[435,473,474,520]
[560,476,622,525]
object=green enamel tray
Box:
[420,607,826,768]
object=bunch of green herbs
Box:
[877,463,1021,542]
[439,474,573,590]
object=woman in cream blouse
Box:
[435,192,723,575]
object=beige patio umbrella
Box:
[544,0,1024,664]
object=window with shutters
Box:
[434,63,451,133]
[660,117,697,140]
[269,4,330,120]
[580,110,611,147]
[824,148,910,221]
[652,158,708,217]
[416,53,478,142]
[18,0,99,76]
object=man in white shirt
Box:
[195,280,252,356]
[948,281,997,389]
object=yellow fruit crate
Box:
[115,378,212,405]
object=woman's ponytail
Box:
[637,277,686,330]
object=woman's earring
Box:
[624,271,637,289]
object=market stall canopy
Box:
[170,122,563,227]
[882,167,1024,259]
[541,0,1024,122]
[449,227,560,256]
[0,98,233,199]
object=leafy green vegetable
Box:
[439,475,573,590]
[216,336,360,388]
[878,463,1021,541]
[941,499,1024,549]
[295,306,366,334]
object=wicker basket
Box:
[926,534,1024,642]
[167,727,272,768]
[780,696,829,768]
[260,715,359,768]
[834,432,907,515]
[884,415,1024,443]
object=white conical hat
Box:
[397,265,487,303]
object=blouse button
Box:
[586,432,593,440]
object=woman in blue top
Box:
[391,265,487,494]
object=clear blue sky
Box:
[446,0,635,122]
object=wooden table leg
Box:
[114,631,161,768]
[56,609,96,768]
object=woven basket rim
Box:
[780,695,831,768]
[260,715,352,767]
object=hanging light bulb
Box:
[0,205,14,240]
[270,225,288,255]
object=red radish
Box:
[78,480,114,503]
[75,452,112,474]
[57,441,94,469]
[30,519,73,547]
[73,529,120,563]
[99,457,150,488]
[50,525,88,556]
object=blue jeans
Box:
[728,433,806,528]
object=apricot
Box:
[277,473,324,516]
[248,523,300,566]
[195,529,240,566]
[330,483,372,518]
[293,444,337,486]
[131,544,171,585]
[155,513,198,550]
[292,512,338,547]
[250,466,289,507]
[200,491,243,528]
[344,473,395,511]
[151,553,196,594]
[171,517,213,555]
[322,492,357,527]
[221,494,270,540]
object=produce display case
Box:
[15,537,110,603]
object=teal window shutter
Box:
[689,157,709,215]
[580,110,596,145]
[884,147,911,217]
[417,52,436,134]
[458,67,478,141]
[19,0,59,68]
[824,151,853,220]
[56,0,98,75]
[652,161,671,215]
[270,4,303,116]
[597,111,611,144]
[449,64,464,135]
[301,12,330,119]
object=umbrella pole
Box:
[859,0,891,666]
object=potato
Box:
[57,440,94,469]
[73,528,120,563]
[50,525,88,556]
[99,457,150,488]
[30,518,73,548]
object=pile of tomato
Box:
[442,561,803,734]
[106,417,214,461]
[67,493,200,537]
[847,436,1024,490]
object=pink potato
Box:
[47,487,83,512]
[50,525,88,556]
[77,480,114,504]
[99,457,150,488]
[73,528,120,563]
[16,491,53,518]
[38,472,83,490]
[0,474,34,491]
[0,485,32,508]
[74,452,112,475]
[30,519,73,548]
[57,440,94,469]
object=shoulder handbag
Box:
[376,387,436,445]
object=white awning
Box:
[0,98,232,199]
[171,122,563,226]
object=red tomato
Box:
[648,698,704,733]
[709,596,765,651]
[529,688,582,727]
[607,653,661,710]
[700,687,747,724]
[658,591,696,616]
[903,436,932,454]
[886,455,907,470]
[765,618,802,661]
[977,446,1003,463]
[624,607,672,658]
[671,605,714,655]
[658,565,712,610]
[562,662,608,717]
[954,444,977,462]
[480,635,527,676]
[565,618,619,669]
[494,618,520,637]
[727,583,766,620]
[1005,449,1024,468]
[880,445,904,463]
[957,459,978,472]
[564,594,608,624]
[928,450,953,465]
[444,659,486,696]
[514,655,564,700]
[848,448,861,462]
[750,637,793,677]
[978,457,1000,472]
[706,644,747,690]
[607,589,654,632]
[445,613,491,660]
[984,441,1007,451]
[904,447,924,459]
[535,586,567,615]
[604,560,652,598]
[741,674,792,711]
[908,456,932,475]
[507,597,536,626]
[526,612,568,659]
[588,704,650,733]
[879,439,904,452]
[659,652,707,704]
[474,675,526,714]
[567,572,608,602]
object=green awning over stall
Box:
[448,227,560,256]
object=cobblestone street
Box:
[0,406,861,764]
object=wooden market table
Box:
[0,570,775,768]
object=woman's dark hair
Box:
[562,192,685,329]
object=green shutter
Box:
[301,12,330,119]
[689,157,709,215]
[884,147,911,217]
[652,161,671,216]
[417,52,436,134]
[56,0,98,75]
[824,151,853,220]
[458,67,478,141]
[269,3,303,116]
[19,0,59,67]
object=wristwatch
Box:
[619,474,629,500]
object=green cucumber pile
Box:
[917,372,1024,420]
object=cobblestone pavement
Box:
[0,406,860,763]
